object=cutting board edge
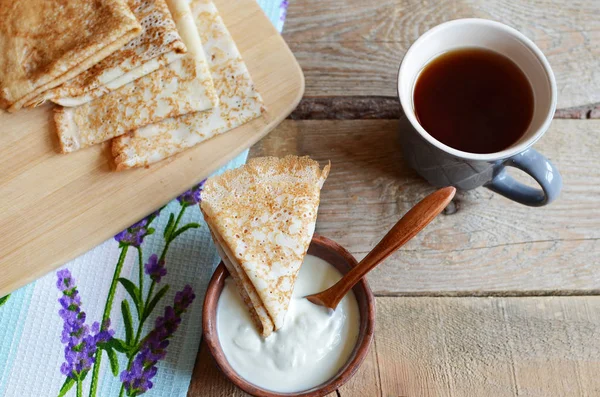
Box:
[0,0,305,296]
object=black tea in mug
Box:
[413,48,534,154]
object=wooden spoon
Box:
[306,186,456,310]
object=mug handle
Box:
[485,148,562,207]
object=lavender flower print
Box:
[72,192,199,397]
[121,285,196,396]
[144,254,166,283]
[114,208,161,247]
[87,211,162,396]
[57,269,114,381]
[280,0,289,22]
[176,180,205,206]
[174,285,195,311]
[114,219,152,247]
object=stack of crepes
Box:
[0,0,264,168]
[201,156,330,337]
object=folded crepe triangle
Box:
[201,156,330,337]
[55,0,217,153]
[34,0,188,107]
[0,0,142,112]
[111,0,264,169]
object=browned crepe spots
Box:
[201,156,330,337]
[111,0,264,169]
[38,0,187,106]
[54,0,217,153]
[0,0,142,112]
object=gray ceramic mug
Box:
[398,19,562,206]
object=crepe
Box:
[35,0,187,107]
[209,226,271,333]
[0,0,142,112]
[112,0,264,169]
[201,156,330,337]
[55,0,218,153]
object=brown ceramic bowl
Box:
[202,234,375,397]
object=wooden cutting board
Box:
[0,0,304,296]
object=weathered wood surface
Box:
[283,0,600,109]
[374,296,600,397]
[288,96,600,120]
[191,296,600,396]
[249,119,600,295]
[192,4,600,394]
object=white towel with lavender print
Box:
[0,1,289,396]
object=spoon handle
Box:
[318,186,456,308]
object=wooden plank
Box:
[190,296,600,396]
[337,337,381,396]
[288,96,600,120]
[375,296,600,397]
[249,119,600,295]
[188,341,337,396]
[0,0,304,296]
[188,341,244,397]
[284,0,600,109]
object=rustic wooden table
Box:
[190,1,600,396]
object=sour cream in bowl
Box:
[202,235,375,397]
